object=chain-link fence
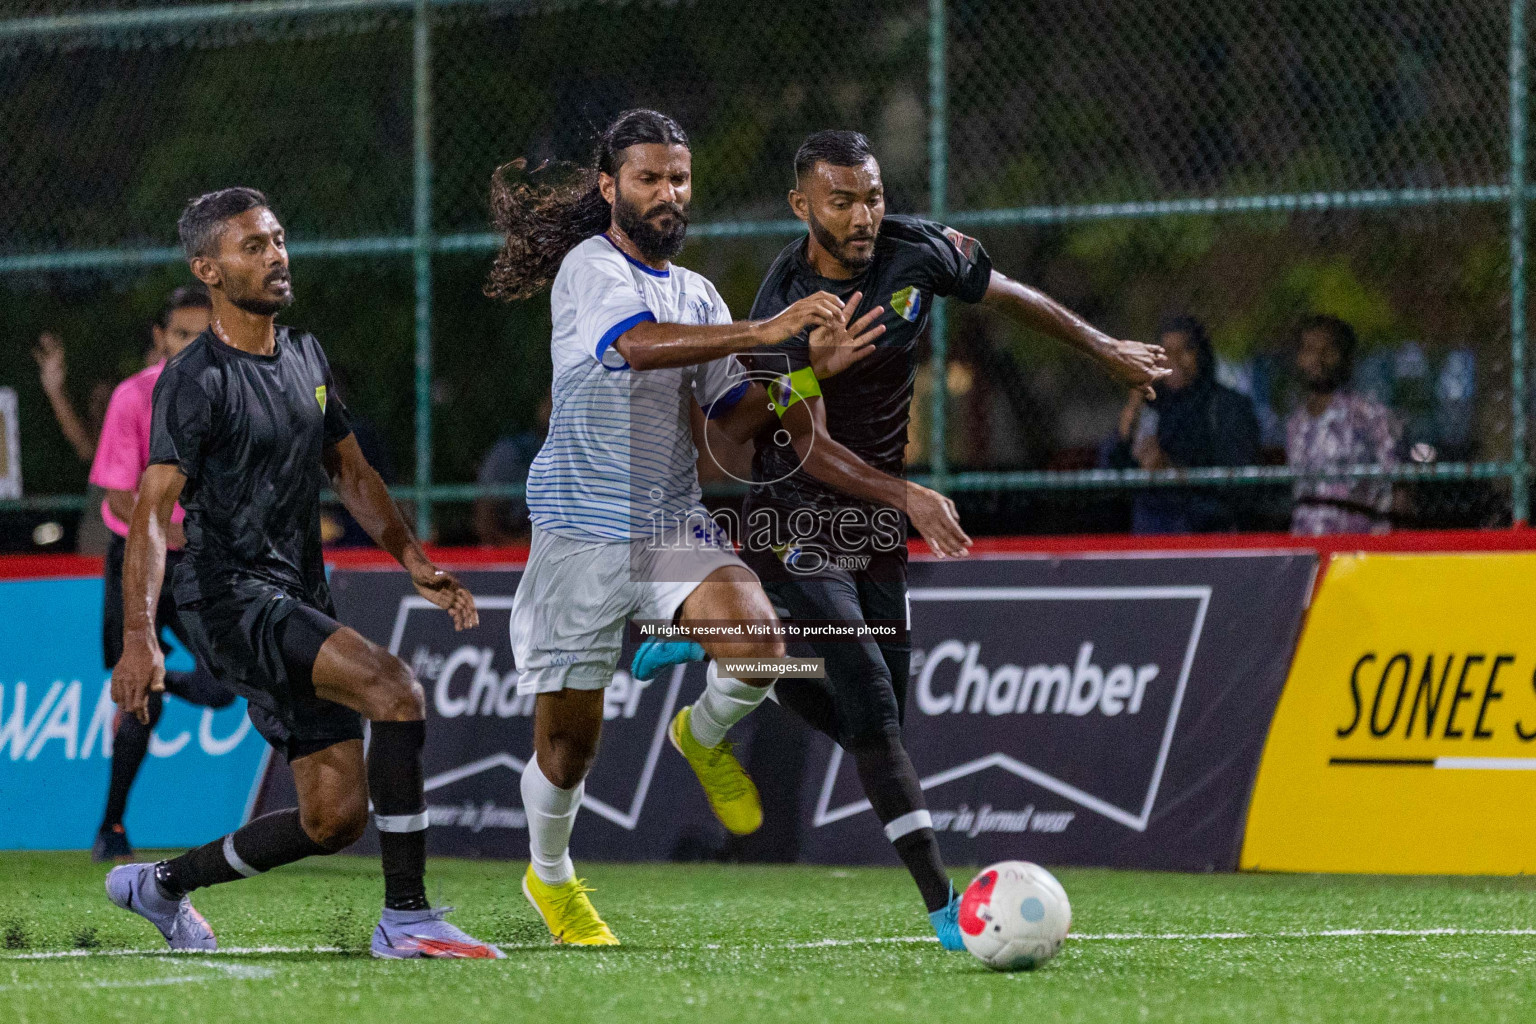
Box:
[0,0,1527,547]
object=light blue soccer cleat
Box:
[631,639,706,681]
[929,882,965,951]
[371,906,505,959]
[105,862,217,951]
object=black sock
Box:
[155,808,328,899]
[101,692,163,829]
[367,720,429,911]
[850,734,953,913]
[892,830,951,912]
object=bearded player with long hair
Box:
[485,109,880,945]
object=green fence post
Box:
[927,0,949,491]
[412,0,434,539]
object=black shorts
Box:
[103,534,237,709]
[743,545,910,747]
[176,580,361,761]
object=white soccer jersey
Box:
[527,233,750,542]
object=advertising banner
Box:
[1243,552,1536,874]
[330,551,1313,870]
[796,553,1315,871]
[329,571,726,861]
[0,575,269,849]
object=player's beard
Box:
[613,187,688,263]
[807,208,876,273]
[229,269,295,317]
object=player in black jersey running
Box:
[650,131,1168,948]
[105,187,501,959]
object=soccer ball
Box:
[958,860,1072,971]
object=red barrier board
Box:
[7,527,1536,580]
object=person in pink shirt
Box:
[88,284,237,863]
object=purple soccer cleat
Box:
[371,906,505,959]
[105,863,217,951]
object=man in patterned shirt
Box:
[1287,314,1401,535]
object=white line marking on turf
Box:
[774,936,937,949]
[0,956,276,991]
[82,975,226,990]
[1071,928,1536,940]
[726,929,1536,949]
[750,929,1536,949]
[7,945,344,960]
[6,927,1536,962]
[163,957,276,979]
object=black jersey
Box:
[743,215,992,549]
[149,326,352,606]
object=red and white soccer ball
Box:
[959,860,1072,971]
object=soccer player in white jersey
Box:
[484,109,883,945]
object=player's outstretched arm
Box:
[779,397,971,558]
[323,434,478,631]
[614,291,846,371]
[112,463,183,724]
[982,271,1170,398]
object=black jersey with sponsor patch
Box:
[743,215,991,551]
[149,326,352,606]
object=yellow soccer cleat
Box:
[669,706,763,836]
[521,866,619,946]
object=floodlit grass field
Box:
[2,853,1535,1023]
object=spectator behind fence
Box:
[473,390,551,545]
[1103,314,1260,534]
[1287,314,1400,536]
[32,330,140,554]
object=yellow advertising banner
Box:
[1243,552,1536,874]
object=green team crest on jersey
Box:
[315,384,327,412]
[891,285,921,322]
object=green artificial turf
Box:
[2,852,1535,1023]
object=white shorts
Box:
[510,521,750,694]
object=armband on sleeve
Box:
[769,366,822,417]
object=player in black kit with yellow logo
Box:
[105,187,501,959]
[648,131,1170,948]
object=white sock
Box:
[688,660,772,748]
[520,755,581,885]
